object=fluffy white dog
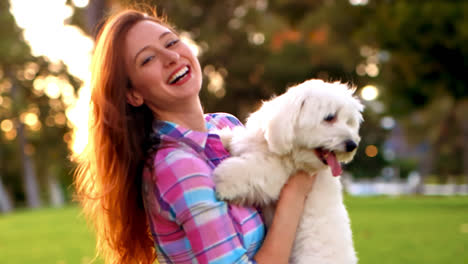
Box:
[213,79,364,264]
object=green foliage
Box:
[358,2,468,180]
[359,1,468,113]
[0,0,31,65]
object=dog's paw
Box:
[213,127,234,151]
[215,183,254,206]
[213,157,255,205]
[213,163,240,200]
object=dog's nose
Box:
[345,140,357,152]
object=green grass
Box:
[0,205,101,264]
[0,196,467,264]
[346,196,468,264]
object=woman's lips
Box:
[168,65,190,85]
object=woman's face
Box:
[124,20,202,113]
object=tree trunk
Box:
[84,0,109,37]
[10,73,42,209]
[0,176,13,213]
[0,147,13,213]
[47,171,65,207]
[17,122,42,208]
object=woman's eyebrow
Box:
[159,31,172,40]
[134,45,150,64]
[133,31,173,64]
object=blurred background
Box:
[0,0,467,263]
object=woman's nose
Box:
[161,49,179,67]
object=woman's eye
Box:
[141,56,154,66]
[166,39,179,48]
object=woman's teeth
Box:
[169,66,189,84]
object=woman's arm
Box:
[254,170,316,264]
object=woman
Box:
[74,8,316,264]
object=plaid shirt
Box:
[142,113,264,264]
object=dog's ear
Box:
[263,88,304,155]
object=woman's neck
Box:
[166,111,206,132]
[153,100,207,132]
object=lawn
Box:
[0,196,467,264]
[0,205,101,264]
[346,196,468,264]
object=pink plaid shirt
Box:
[142,113,264,264]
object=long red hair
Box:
[74,9,173,264]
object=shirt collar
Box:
[151,117,214,152]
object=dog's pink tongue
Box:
[327,152,342,176]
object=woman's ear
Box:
[126,89,144,107]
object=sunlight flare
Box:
[10,0,93,156]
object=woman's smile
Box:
[168,65,191,85]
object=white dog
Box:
[213,79,364,264]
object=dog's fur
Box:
[213,79,364,264]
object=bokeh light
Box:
[349,0,369,6]
[1,119,14,132]
[361,85,379,101]
[71,0,89,8]
[365,145,378,157]
[380,116,396,130]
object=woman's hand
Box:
[281,170,316,203]
[254,171,317,264]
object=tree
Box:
[0,1,81,210]
[353,1,468,186]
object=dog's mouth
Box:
[314,148,342,177]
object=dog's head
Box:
[252,79,364,176]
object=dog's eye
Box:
[324,114,336,122]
